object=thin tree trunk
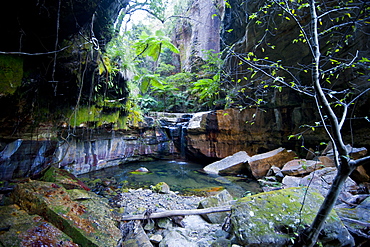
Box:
[298,166,353,246]
[297,1,353,246]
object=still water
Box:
[79,160,262,198]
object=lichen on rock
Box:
[10,180,121,247]
[230,187,354,246]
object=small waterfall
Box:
[179,124,187,159]
[161,115,192,160]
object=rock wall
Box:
[56,126,177,175]
[0,0,131,139]
[181,0,370,160]
[0,118,179,179]
[185,107,370,161]
[174,0,224,72]
[185,107,324,160]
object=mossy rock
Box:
[151,182,171,194]
[41,166,90,191]
[11,181,121,247]
[198,189,233,224]
[0,204,78,247]
[336,196,370,233]
[230,187,354,246]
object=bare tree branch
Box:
[0,46,70,56]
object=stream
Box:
[78,160,263,197]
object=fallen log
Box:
[121,205,231,221]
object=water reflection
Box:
[79,160,262,198]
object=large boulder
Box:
[121,220,153,247]
[351,165,370,183]
[248,147,296,179]
[203,151,250,175]
[282,167,359,203]
[336,196,370,244]
[41,166,91,191]
[0,204,78,247]
[281,159,327,176]
[11,180,121,247]
[322,145,369,183]
[197,189,234,224]
[230,187,354,246]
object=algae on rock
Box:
[11,180,121,247]
[0,204,78,247]
[230,187,354,246]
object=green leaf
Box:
[249,13,257,20]
[359,57,370,62]
[225,0,231,8]
[288,135,295,140]
[140,77,150,94]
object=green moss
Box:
[120,188,129,193]
[129,171,151,175]
[0,55,23,95]
[91,178,102,185]
[67,105,128,129]
[232,187,343,245]
[150,182,168,193]
[238,188,318,224]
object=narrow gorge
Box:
[1,0,369,246]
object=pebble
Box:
[111,189,204,215]
[108,188,233,246]
[149,234,163,244]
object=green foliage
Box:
[134,73,164,94]
[133,30,179,63]
[188,50,230,110]
[191,75,221,107]
[222,0,370,112]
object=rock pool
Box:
[78,160,262,197]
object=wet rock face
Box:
[0,139,57,180]
[186,108,317,160]
[56,126,178,176]
[1,1,129,53]
[0,123,179,179]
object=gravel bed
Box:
[110,188,205,215]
